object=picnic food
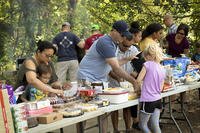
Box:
[60,108,83,117]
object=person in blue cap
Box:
[77,20,139,133]
[78,20,137,86]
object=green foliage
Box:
[0,0,200,73]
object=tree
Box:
[0,0,200,72]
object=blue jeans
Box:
[139,108,161,133]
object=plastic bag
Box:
[162,57,190,78]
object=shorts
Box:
[140,99,162,114]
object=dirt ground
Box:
[51,90,200,133]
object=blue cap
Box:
[112,20,132,40]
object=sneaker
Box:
[132,122,140,130]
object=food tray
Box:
[63,112,84,118]
[60,108,84,118]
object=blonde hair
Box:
[143,44,163,63]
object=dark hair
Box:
[37,63,52,76]
[176,23,189,36]
[142,23,163,40]
[36,40,57,54]
[129,21,141,34]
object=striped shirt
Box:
[168,23,178,35]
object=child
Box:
[21,63,53,101]
[136,44,165,133]
[191,42,200,64]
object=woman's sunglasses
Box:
[177,31,185,36]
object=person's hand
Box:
[132,81,141,95]
[55,89,64,96]
[126,54,138,61]
[116,78,123,83]
[62,82,72,90]
[48,92,57,97]
[130,71,138,78]
[135,89,141,96]
[51,81,63,89]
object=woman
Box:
[16,40,68,103]
[129,21,142,130]
[166,23,189,57]
[139,23,163,51]
[130,21,142,51]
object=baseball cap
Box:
[91,24,100,31]
[112,20,132,40]
[62,22,71,27]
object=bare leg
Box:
[111,111,119,132]
[98,113,108,133]
[123,108,131,130]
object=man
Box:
[109,36,139,133]
[84,24,103,52]
[163,14,178,35]
[77,20,139,133]
[52,22,85,82]
[162,14,177,50]
[78,20,137,85]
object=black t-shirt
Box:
[131,52,145,74]
[52,32,81,61]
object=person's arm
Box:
[118,54,138,66]
[106,57,138,88]
[51,81,72,90]
[77,40,85,48]
[160,80,164,91]
[162,38,169,49]
[136,66,146,83]
[183,48,189,56]
[136,66,146,92]
[24,60,63,95]
[108,71,122,83]
[20,95,29,102]
[182,38,190,56]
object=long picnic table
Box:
[28,82,200,133]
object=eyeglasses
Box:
[177,31,185,36]
[43,53,54,58]
[123,44,131,48]
[121,33,133,41]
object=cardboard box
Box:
[37,112,63,124]
[0,89,15,133]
